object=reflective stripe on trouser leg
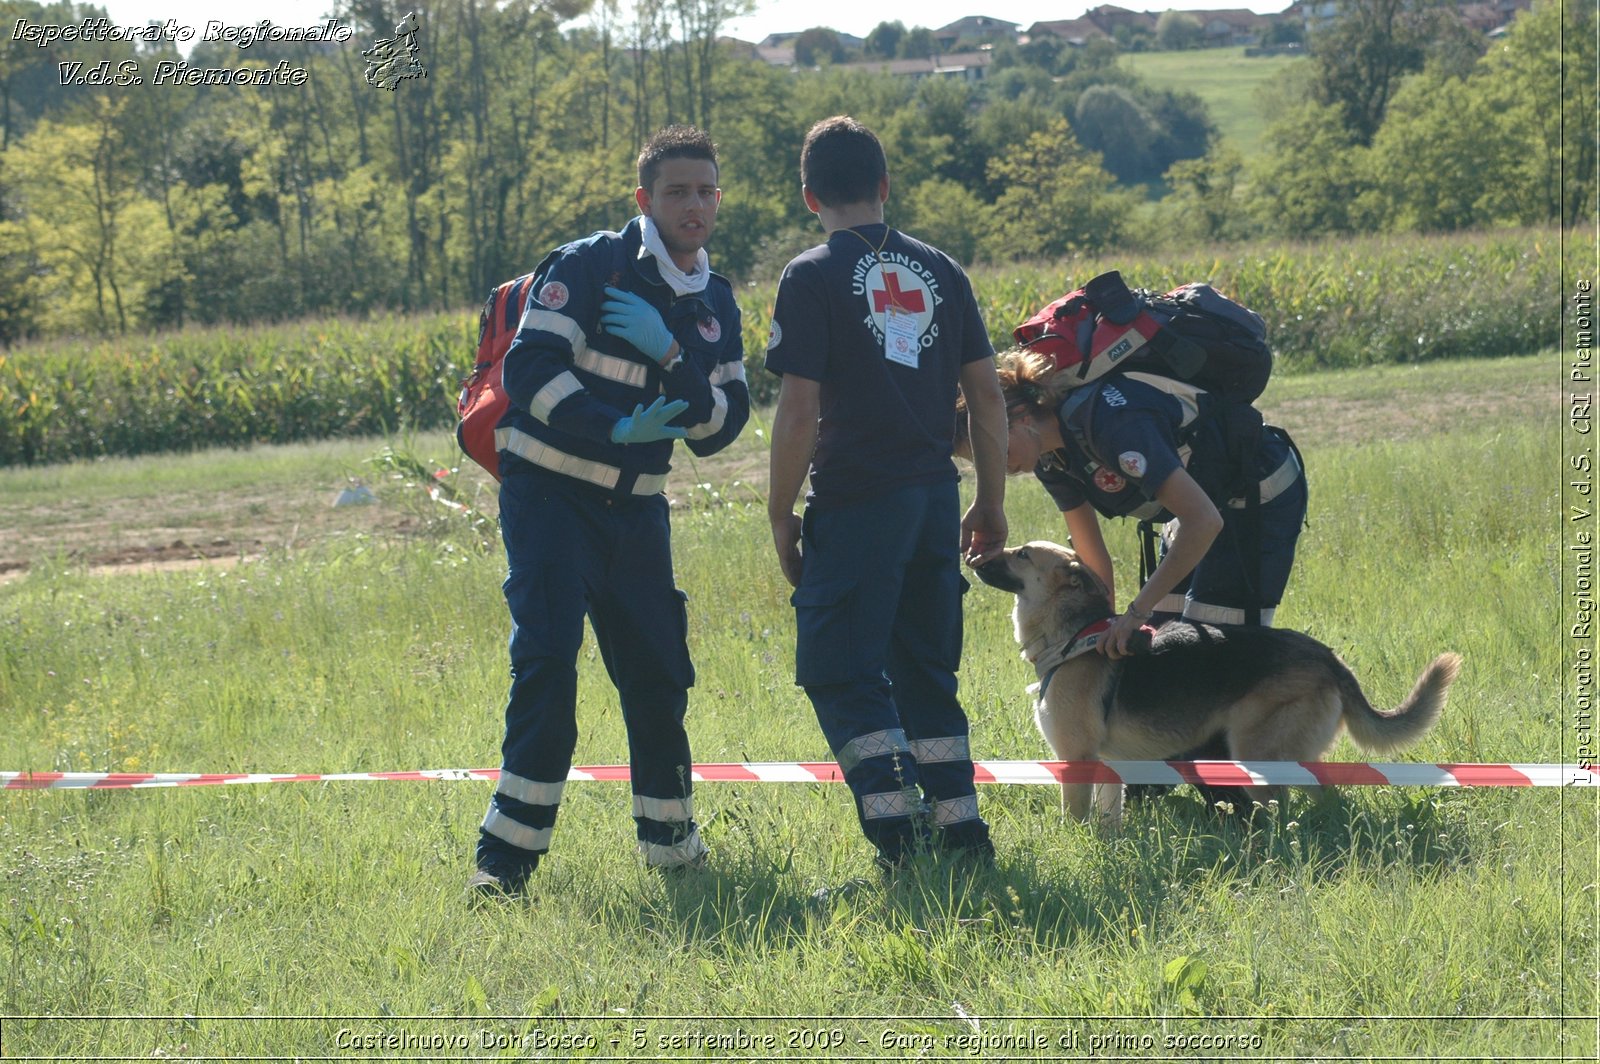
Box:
[633,794,707,867]
[1182,601,1278,626]
[479,470,597,875]
[904,730,987,848]
[907,736,984,836]
[793,485,960,863]
[843,728,928,846]
[1153,519,1190,619]
[586,491,702,865]
[885,505,990,852]
[931,794,980,827]
[908,735,983,835]
[806,686,930,862]
[481,771,564,864]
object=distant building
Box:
[1282,0,1339,31]
[1024,18,1110,45]
[752,0,1531,70]
[753,30,866,68]
[1190,8,1272,45]
[845,49,993,81]
[1084,4,1159,36]
[932,16,1019,51]
[1030,6,1267,47]
[716,37,764,60]
[754,38,795,66]
[1284,0,1532,36]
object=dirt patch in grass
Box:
[1260,372,1559,452]
[0,480,453,584]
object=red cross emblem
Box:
[1093,468,1127,494]
[871,270,926,314]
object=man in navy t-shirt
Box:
[765,116,1009,870]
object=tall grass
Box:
[0,313,470,467]
[0,228,1569,463]
[1,353,1593,1058]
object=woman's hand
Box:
[1100,606,1151,659]
[1098,469,1222,658]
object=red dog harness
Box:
[1024,618,1157,701]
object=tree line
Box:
[0,0,1590,342]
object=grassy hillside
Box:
[1121,45,1306,161]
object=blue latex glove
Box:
[599,286,675,363]
[610,395,689,444]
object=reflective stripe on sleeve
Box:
[520,308,588,355]
[709,360,747,388]
[575,347,650,389]
[529,371,584,422]
[683,386,729,440]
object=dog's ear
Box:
[1064,559,1111,601]
[1050,559,1085,592]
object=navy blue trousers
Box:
[790,480,989,865]
[1147,428,1307,625]
[477,466,704,878]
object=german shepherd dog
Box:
[973,541,1460,829]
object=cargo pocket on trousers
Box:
[790,578,859,687]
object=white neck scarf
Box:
[639,215,709,296]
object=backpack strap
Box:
[1241,466,1262,627]
[1058,382,1102,474]
[1211,401,1266,625]
[1136,518,1162,594]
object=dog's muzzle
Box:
[973,557,1023,592]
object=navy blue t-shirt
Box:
[764,224,993,508]
[1037,372,1290,520]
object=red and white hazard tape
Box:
[2,761,1594,791]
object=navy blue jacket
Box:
[497,217,749,495]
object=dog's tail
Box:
[1338,652,1461,753]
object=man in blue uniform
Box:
[765,116,1009,870]
[471,126,750,899]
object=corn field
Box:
[0,228,1568,466]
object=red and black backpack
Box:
[1012,270,1273,405]
[455,271,542,481]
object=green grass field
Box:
[1,353,1594,1059]
[1122,45,1306,161]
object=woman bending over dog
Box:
[959,347,1306,651]
[958,348,1309,804]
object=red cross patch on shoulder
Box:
[538,281,569,310]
